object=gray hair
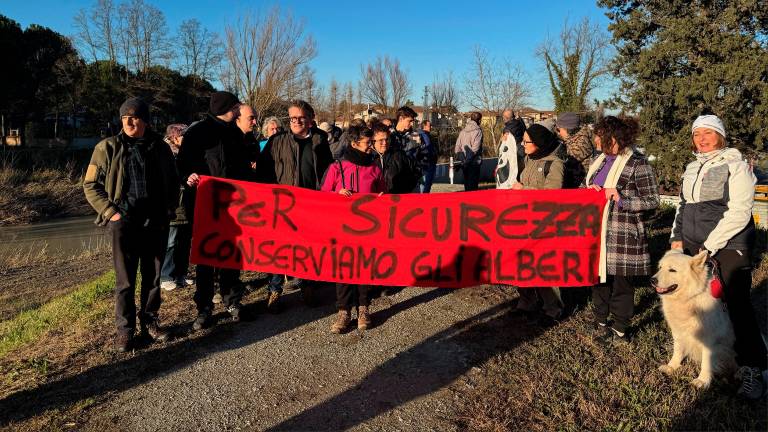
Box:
[261,116,283,137]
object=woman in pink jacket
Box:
[321,125,385,333]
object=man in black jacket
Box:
[256,100,332,306]
[177,91,252,330]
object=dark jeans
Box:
[160,224,192,282]
[684,243,767,369]
[110,218,167,336]
[419,165,436,193]
[268,274,304,294]
[194,265,243,312]
[592,275,634,333]
[463,163,481,191]
[336,284,370,310]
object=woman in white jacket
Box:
[670,114,766,399]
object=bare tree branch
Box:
[177,19,223,82]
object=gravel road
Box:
[83,284,519,432]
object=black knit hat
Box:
[209,91,240,116]
[526,124,559,159]
[119,97,150,123]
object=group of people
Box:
[83,92,766,399]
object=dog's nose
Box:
[650,276,658,286]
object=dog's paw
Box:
[659,364,678,376]
[691,378,711,389]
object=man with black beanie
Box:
[177,90,253,330]
[84,97,179,352]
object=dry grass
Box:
[0,149,91,226]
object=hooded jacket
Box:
[519,145,565,190]
[321,146,385,193]
[454,120,483,165]
[671,147,756,254]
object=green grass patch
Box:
[0,271,115,359]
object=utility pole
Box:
[422,86,429,125]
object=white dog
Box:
[651,250,737,389]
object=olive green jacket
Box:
[519,146,565,190]
[83,130,179,226]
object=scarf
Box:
[586,148,633,283]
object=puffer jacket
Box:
[257,127,333,189]
[519,146,564,190]
[83,130,178,226]
[454,120,483,165]
[671,147,756,254]
[321,146,385,194]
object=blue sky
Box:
[3,0,616,109]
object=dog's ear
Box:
[690,250,709,271]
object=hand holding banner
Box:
[191,176,607,288]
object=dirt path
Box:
[79,285,522,431]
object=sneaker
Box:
[737,366,766,399]
[115,332,133,352]
[227,303,242,322]
[595,326,628,347]
[192,310,212,331]
[142,320,169,343]
[175,277,193,288]
[330,309,351,334]
[212,293,222,304]
[267,291,281,313]
[357,306,371,331]
[160,280,177,291]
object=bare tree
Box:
[430,71,460,112]
[116,0,170,73]
[359,55,411,115]
[223,6,317,124]
[538,17,611,113]
[464,45,531,144]
[343,82,354,125]
[177,19,223,82]
[359,57,388,112]
[327,79,339,123]
[387,57,410,110]
[72,0,118,65]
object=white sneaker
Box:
[160,281,177,291]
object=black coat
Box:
[177,114,253,182]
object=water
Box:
[0,216,109,259]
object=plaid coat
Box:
[587,151,660,276]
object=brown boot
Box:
[357,306,371,330]
[330,309,351,334]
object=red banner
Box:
[190,176,607,288]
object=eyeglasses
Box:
[372,139,388,144]
[289,116,307,124]
[522,140,535,145]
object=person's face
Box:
[396,116,413,132]
[692,127,722,153]
[594,134,618,155]
[522,132,538,155]
[373,132,389,154]
[288,106,311,136]
[352,135,372,153]
[502,111,512,122]
[557,127,569,140]
[173,135,184,146]
[236,106,257,134]
[266,121,279,137]
[422,122,431,132]
[381,119,392,127]
[122,116,146,138]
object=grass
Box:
[0,271,115,359]
[0,147,92,225]
[455,216,768,432]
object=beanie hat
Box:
[526,124,559,159]
[318,122,333,134]
[555,112,579,130]
[692,114,726,138]
[209,91,240,116]
[164,123,188,140]
[119,97,150,123]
